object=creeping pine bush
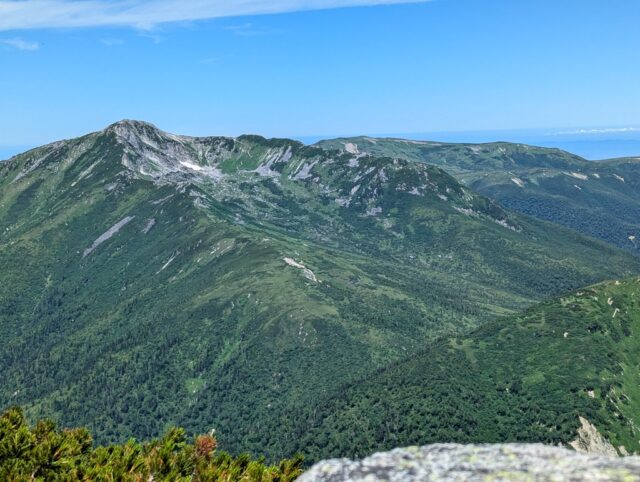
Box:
[0,407,303,481]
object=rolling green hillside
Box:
[317,138,640,253]
[284,278,640,461]
[1,121,638,459]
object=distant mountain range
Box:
[299,128,640,161]
[6,127,640,164]
[317,137,640,253]
[1,121,639,461]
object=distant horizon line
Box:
[3,123,640,148]
[2,123,640,163]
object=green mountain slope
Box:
[285,278,640,461]
[316,138,640,253]
[0,121,638,459]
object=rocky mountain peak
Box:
[105,119,166,137]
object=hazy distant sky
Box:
[0,0,639,150]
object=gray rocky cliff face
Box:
[299,444,640,482]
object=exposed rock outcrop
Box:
[299,444,640,482]
[570,416,619,456]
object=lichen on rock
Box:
[299,443,640,482]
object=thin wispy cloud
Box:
[1,37,40,50]
[223,22,281,37]
[139,32,164,44]
[201,57,221,64]
[101,37,125,46]
[0,0,431,31]
[548,127,640,136]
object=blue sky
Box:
[1,0,639,159]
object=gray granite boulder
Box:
[298,444,640,481]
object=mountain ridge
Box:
[1,122,639,459]
[316,136,640,253]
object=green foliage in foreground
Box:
[0,407,302,481]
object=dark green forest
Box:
[277,278,640,461]
[1,122,640,463]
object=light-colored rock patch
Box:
[344,143,359,154]
[157,251,179,273]
[71,160,100,187]
[365,207,382,217]
[142,218,156,234]
[83,216,135,257]
[570,416,619,456]
[283,257,318,282]
[567,171,588,180]
[292,158,319,180]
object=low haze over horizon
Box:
[1,0,639,159]
[2,124,640,161]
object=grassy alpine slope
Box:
[0,121,638,459]
[317,137,640,253]
[285,278,640,461]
